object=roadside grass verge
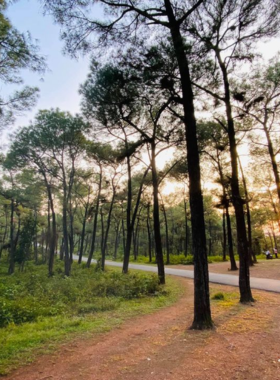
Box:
[0,261,183,375]
[123,254,231,265]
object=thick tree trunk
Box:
[165,0,212,328]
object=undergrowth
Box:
[0,260,183,374]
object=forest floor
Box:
[4,277,280,380]
[169,259,280,280]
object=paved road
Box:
[74,255,280,293]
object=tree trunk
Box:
[165,0,212,328]
[44,183,56,277]
[222,209,227,261]
[161,199,170,265]
[147,203,153,263]
[100,207,105,255]
[226,205,238,271]
[78,204,88,264]
[34,210,38,264]
[87,166,102,267]
[68,207,74,264]
[123,164,149,273]
[0,207,9,259]
[184,198,188,257]
[62,195,71,276]
[8,199,15,275]
[113,221,120,260]
[123,154,133,273]
[216,51,253,302]
[101,188,116,271]
[264,118,280,206]
[151,142,165,284]
[238,155,256,264]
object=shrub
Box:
[212,292,225,300]
[0,262,164,328]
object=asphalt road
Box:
[73,255,280,293]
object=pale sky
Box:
[4,0,93,132]
[3,0,280,140]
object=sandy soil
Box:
[168,259,280,280]
[5,278,280,380]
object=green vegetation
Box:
[0,261,183,374]
[127,254,238,266]
[211,290,241,309]
[212,292,225,300]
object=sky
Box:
[3,0,96,133]
[3,0,280,143]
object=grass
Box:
[211,290,239,308]
[124,254,232,266]
[0,260,183,375]
[123,253,269,266]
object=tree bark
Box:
[263,116,280,206]
[147,203,153,263]
[222,209,227,261]
[238,155,256,264]
[151,141,165,284]
[8,199,15,275]
[113,220,120,260]
[161,198,170,265]
[62,195,71,276]
[101,187,116,271]
[78,203,88,264]
[0,206,9,259]
[216,51,253,302]
[164,0,212,328]
[184,198,188,257]
[44,182,56,277]
[87,166,102,267]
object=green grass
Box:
[0,260,183,375]
[211,290,239,308]
[126,254,232,265]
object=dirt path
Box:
[5,278,280,380]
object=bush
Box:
[132,254,231,265]
[212,292,225,300]
[0,299,38,327]
[0,262,164,328]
